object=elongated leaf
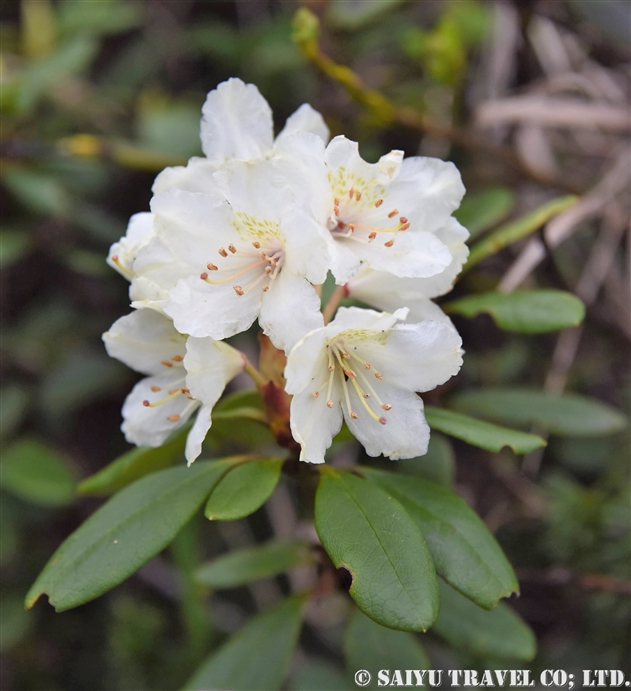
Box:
[195,540,314,588]
[454,187,515,238]
[205,457,283,521]
[293,660,349,691]
[184,597,303,691]
[214,387,264,413]
[452,389,627,437]
[433,581,536,661]
[359,468,518,609]
[26,459,244,611]
[398,432,455,486]
[78,425,189,496]
[1,439,76,507]
[346,610,429,689]
[444,290,585,334]
[315,468,438,632]
[425,407,546,454]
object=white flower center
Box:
[198,240,285,296]
[313,339,391,425]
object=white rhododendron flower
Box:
[106,212,155,280]
[285,307,463,464]
[151,77,329,196]
[142,158,330,353]
[102,309,244,464]
[274,133,464,283]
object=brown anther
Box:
[262,285,269,292]
[228,244,237,254]
[181,387,190,394]
[233,285,244,296]
[207,262,218,271]
[364,363,371,369]
[387,209,399,218]
[252,241,261,249]
[363,393,371,398]
[343,369,356,379]
[368,231,377,240]
[355,190,362,201]
[334,197,340,206]
[218,247,228,257]
[150,385,161,392]
[379,416,387,425]
[142,400,150,407]
[200,272,209,280]
[399,216,408,224]
[375,198,383,208]
[384,239,395,247]
[171,355,183,362]
[349,187,355,199]
[334,206,340,216]
[161,360,173,368]
[167,414,181,422]
[265,266,272,274]
[375,372,383,380]
[168,388,179,395]
[342,352,351,359]
[326,400,334,408]
[312,391,320,398]
[348,224,355,233]
[328,365,335,372]
[399,222,410,231]
[382,404,392,411]
[350,412,359,419]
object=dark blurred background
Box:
[1,1,629,689]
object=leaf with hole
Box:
[425,407,546,454]
[359,468,518,609]
[315,469,438,632]
[183,597,304,691]
[25,458,245,611]
[205,457,283,521]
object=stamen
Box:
[382,404,392,410]
[218,247,228,257]
[387,209,399,218]
[142,388,183,407]
[384,239,395,247]
[252,241,261,249]
[379,416,387,425]
[399,222,410,231]
[350,412,359,419]
[375,372,383,379]
[228,244,237,254]
[368,232,377,240]
[375,198,383,208]
[202,259,267,285]
[349,187,355,199]
[110,255,133,278]
[150,385,161,392]
[334,205,340,216]
[262,285,269,292]
[326,400,334,408]
[160,360,173,368]
[334,197,340,207]
[167,414,181,422]
[312,391,319,398]
[171,355,183,362]
[355,190,362,201]
[233,285,244,296]
[340,369,355,419]
[399,216,408,224]
[200,272,208,280]
[350,377,382,423]
[207,262,218,271]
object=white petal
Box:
[290,381,344,464]
[344,383,430,460]
[326,305,407,335]
[377,149,403,179]
[259,270,324,353]
[152,157,221,195]
[106,212,154,280]
[121,372,199,447]
[165,275,262,340]
[281,207,331,285]
[184,338,244,407]
[185,404,213,466]
[361,320,463,393]
[200,78,273,163]
[284,328,329,395]
[102,310,186,376]
[276,103,330,143]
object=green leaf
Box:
[315,469,438,632]
[58,0,143,37]
[425,407,546,454]
[346,610,429,689]
[214,388,264,413]
[433,581,536,661]
[451,389,627,438]
[25,458,244,611]
[398,432,454,486]
[358,468,518,609]
[195,539,314,589]
[463,195,578,273]
[0,384,30,439]
[454,187,515,238]
[77,425,189,496]
[1,439,76,507]
[0,230,32,268]
[293,660,349,691]
[326,0,405,29]
[444,290,585,333]
[0,594,32,653]
[3,169,71,217]
[205,457,283,521]
[184,597,304,691]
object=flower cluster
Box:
[103,78,467,465]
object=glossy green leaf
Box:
[444,290,585,333]
[454,187,515,238]
[433,581,536,661]
[398,432,455,486]
[451,389,627,437]
[78,425,189,496]
[184,597,303,691]
[346,610,429,689]
[195,539,314,588]
[359,468,518,609]
[1,439,76,507]
[315,469,438,632]
[425,407,546,454]
[205,457,283,521]
[26,459,243,612]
